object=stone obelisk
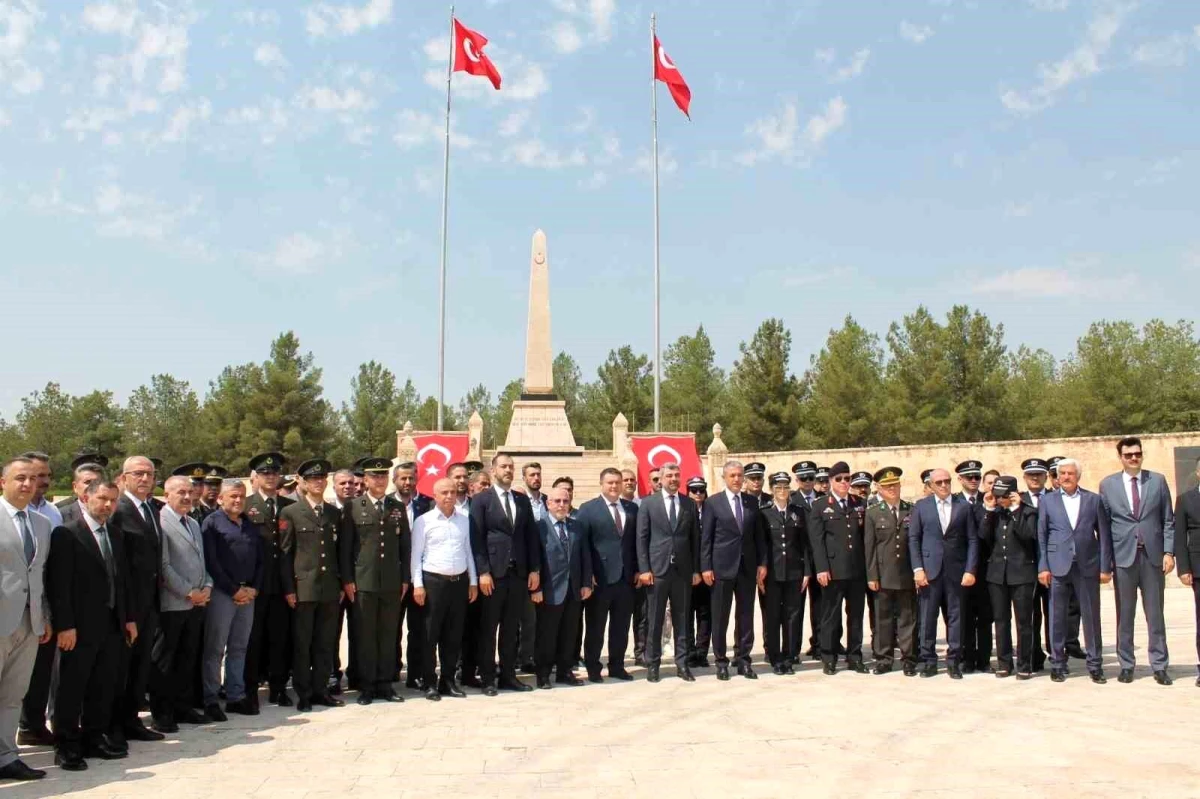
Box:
[503,230,583,454]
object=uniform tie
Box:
[376,499,385,517]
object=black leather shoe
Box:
[16,726,54,746]
[773,663,787,675]
[1194,674,1200,687]
[556,672,584,686]
[1089,670,1107,684]
[378,689,404,703]
[587,670,605,683]
[1016,672,1033,681]
[822,661,837,676]
[124,722,165,741]
[737,663,758,680]
[848,661,869,675]
[920,664,937,678]
[0,759,46,780]
[713,663,728,680]
[438,680,466,698]
[947,664,963,680]
[424,686,441,701]
[678,667,696,682]
[356,694,373,706]
[225,698,260,716]
[873,664,892,675]
[481,684,498,697]
[85,737,128,760]
[1118,668,1134,683]
[150,716,178,734]
[646,665,661,683]
[177,708,211,725]
[270,690,293,707]
[54,750,88,771]
[1050,669,1066,683]
[537,676,552,689]
[311,693,344,707]
[994,669,1011,679]
[902,663,917,677]
[608,669,634,681]
[205,703,227,722]
[962,663,976,674]
[498,677,532,693]
[1065,643,1086,660]
[296,698,313,712]
[1154,670,1173,686]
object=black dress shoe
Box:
[460,676,483,689]
[962,663,976,675]
[225,698,260,716]
[678,667,696,682]
[737,663,758,680]
[995,669,1011,679]
[438,680,466,698]
[848,661,869,675]
[271,690,293,707]
[716,664,731,681]
[1194,674,1200,687]
[296,698,313,712]
[498,677,532,693]
[536,676,553,689]
[424,686,441,701]
[947,665,963,680]
[1089,670,1107,684]
[85,739,128,760]
[205,703,227,722]
[587,671,605,683]
[377,690,404,703]
[1154,670,1173,686]
[608,669,634,681]
[124,722,165,741]
[150,716,179,734]
[481,684,498,697]
[1050,669,1066,683]
[1016,672,1033,681]
[784,662,796,675]
[177,708,211,725]
[920,664,937,678]
[556,672,584,686]
[311,693,345,707]
[1065,643,1086,659]
[356,694,373,706]
[873,664,892,675]
[822,661,837,676]
[54,750,88,771]
[328,680,342,696]
[16,726,54,746]
[773,663,787,675]
[902,663,917,677]
[0,759,46,780]
[646,665,661,683]
[1118,668,1134,683]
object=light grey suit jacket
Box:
[1099,469,1175,569]
[0,505,52,637]
[159,507,212,613]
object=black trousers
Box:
[456,596,478,681]
[55,622,122,753]
[19,638,57,732]
[711,573,755,666]
[584,580,635,672]
[807,580,823,651]
[535,597,582,678]
[1192,580,1200,671]
[873,588,918,667]
[1033,580,1079,666]
[519,593,537,665]
[422,572,467,686]
[686,581,712,661]
[762,579,803,665]
[399,590,427,682]
[116,606,156,728]
[149,607,205,718]
[244,592,291,692]
[354,591,402,694]
[990,581,1037,673]
[477,573,525,685]
[646,568,690,668]
[819,579,865,664]
[332,594,358,685]
[961,579,993,670]
[292,600,339,700]
[632,585,649,659]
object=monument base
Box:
[503,400,584,454]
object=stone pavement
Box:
[7,589,1200,799]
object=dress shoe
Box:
[177,708,211,725]
[716,664,731,681]
[311,693,345,708]
[271,690,293,707]
[16,726,54,746]
[608,669,634,681]
[328,679,342,696]
[438,680,466,698]
[481,684,498,697]
[150,716,179,734]
[498,677,532,693]
[902,663,918,677]
[873,664,892,675]
[296,698,313,712]
[124,722,165,742]
[54,750,88,771]
[920,664,937,678]
[1154,670,1173,686]
[773,663,787,675]
[1065,643,1086,660]
[357,694,373,706]
[962,663,976,675]
[587,670,605,683]
[536,676,553,689]
[737,663,758,680]
[460,676,483,689]
[520,661,537,675]
[784,662,796,675]
[556,672,584,687]
[947,665,963,680]
[646,665,661,683]
[994,669,1011,679]
[1118,668,1134,684]
[848,661,869,675]
[1195,674,1200,687]
[85,737,128,760]
[678,667,696,682]
[0,759,46,780]
[378,689,404,703]
[822,662,837,676]
[690,656,711,668]
[424,686,441,701]
[405,678,426,691]
[225,698,260,716]
[1050,669,1066,683]
[107,729,127,752]
[1089,670,1107,684]
[633,654,647,667]
[1016,672,1033,681]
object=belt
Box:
[424,570,466,582]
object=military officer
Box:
[171,462,209,518]
[954,460,993,673]
[743,462,770,508]
[979,476,1040,679]
[920,469,934,498]
[684,477,712,668]
[761,472,808,674]
[789,461,822,658]
[849,471,872,501]
[339,457,410,705]
[808,462,869,675]
[790,461,818,508]
[195,466,226,522]
[864,467,918,675]
[279,459,345,712]
[243,452,294,708]
[279,475,299,502]
[813,467,830,498]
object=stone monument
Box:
[503,230,584,455]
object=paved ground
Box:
[7,588,1200,798]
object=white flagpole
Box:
[437,5,455,432]
[651,13,661,433]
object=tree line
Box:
[3,309,1198,489]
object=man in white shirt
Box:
[20,452,62,529]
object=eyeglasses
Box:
[961,475,980,481]
[548,498,571,505]
[124,470,155,479]
[1122,451,1143,460]
[932,479,952,487]
[831,476,851,484]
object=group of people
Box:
[1,435,1197,782]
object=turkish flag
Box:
[629,435,704,497]
[653,35,690,118]
[412,433,471,498]
[453,18,501,90]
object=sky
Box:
[1,0,1197,425]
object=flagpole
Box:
[650,13,661,434]
[437,5,455,432]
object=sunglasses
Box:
[961,475,980,481]
[1122,451,1143,459]
[548,498,571,505]
[831,476,851,484]
[932,479,952,487]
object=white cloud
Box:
[739,102,798,165]
[297,85,371,112]
[549,0,616,50]
[569,106,595,133]
[579,170,607,190]
[1000,5,1130,115]
[972,267,1133,298]
[549,21,582,54]
[813,47,836,65]
[899,21,934,44]
[81,3,197,98]
[305,0,392,38]
[264,232,325,272]
[736,96,847,167]
[498,109,529,137]
[253,42,287,70]
[504,138,586,169]
[1131,29,1200,68]
[1027,0,1069,10]
[0,107,9,128]
[805,96,847,145]
[234,9,281,27]
[633,146,677,176]
[393,108,472,149]
[0,0,44,96]
[831,48,870,82]
[81,2,137,36]
[160,98,211,143]
[222,97,290,144]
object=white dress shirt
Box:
[1061,489,1081,528]
[27,497,62,528]
[410,507,477,589]
[937,497,951,533]
[606,498,627,530]
[527,490,546,522]
[725,489,741,519]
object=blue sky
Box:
[1,0,1197,425]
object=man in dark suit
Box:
[530,486,592,688]
[954,460,993,674]
[808,462,869,676]
[109,455,166,745]
[702,460,767,681]
[909,467,979,679]
[578,468,638,682]
[864,467,917,676]
[1037,458,1111,684]
[636,462,701,683]
[469,453,540,696]
[1173,458,1200,686]
[761,471,808,675]
[683,477,712,668]
[49,479,137,771]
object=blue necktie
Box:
[556,521,568,548]
[15,510,34,565]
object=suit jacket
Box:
[1175,488,1200,577]
[1037,489,1112,578]
[535,515,592,605]
[864,500,914,591]
[469,487,540,581]
[907,494,978,582]
[761,502,808,581]
[701,491,767,580]
[159,508,212,613]
[1099,470,1175,569]
[338,493,410,592]
[636,491,700,578]
[577,496,638,587]
[48,516,132,643]
[978,502,1039,586]
[244,492,293,596]
[0,506,52,637]
[807,495,867,581]
[111,493,162,618]
[279,499,342,603]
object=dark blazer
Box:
[978,502,1039,585]
[48,517,132,643]
[1175,488,1200,577]
[701,491,767,579]
[1037,489,1112,578]
[110,493,162,617]
[469,486,540,581]
[864,500,914,590]
[279,499,342,602]
[635,491,700,578]
[761,502,808,581]
[338,493,411,592]
[807,494,867,581]
[577,495,638,587]
[534,515,592,605]
[908,494,978,582]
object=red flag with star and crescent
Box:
[653,35,691,118]
[629,435,703,496]
[412,433,471,497]
[453,18,501,90]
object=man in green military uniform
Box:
[195,465,226,522]
[280,458,344,712]
[339,457,410,705]
[864,467,918,675]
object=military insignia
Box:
[278,519,289,532]
[823,506,835,515]
[248,508,262,522]
[902,517,910,529]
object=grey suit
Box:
[1099,469,1175,671]
[0,503,52,768]
[152,509,211,719]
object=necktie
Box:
[96,524,116,607]
[1130,476,1141,519]
[838,499,845,512]
[503,491,514,526]
[892,505,900,527]
[733,495,743,527]
[938,500,949,533]
[556,521,568,548]
[968,494,976,505]
[610,502,623,536]
[15,510,34,565]
[267,497,276,519]
[141,501,159,538]
[1031,493,1039,509]
[376,500,385,517]
[668,495,677,527]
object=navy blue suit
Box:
[702,492,767,667]
[908,494,979,667]
[577,496,638,674]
